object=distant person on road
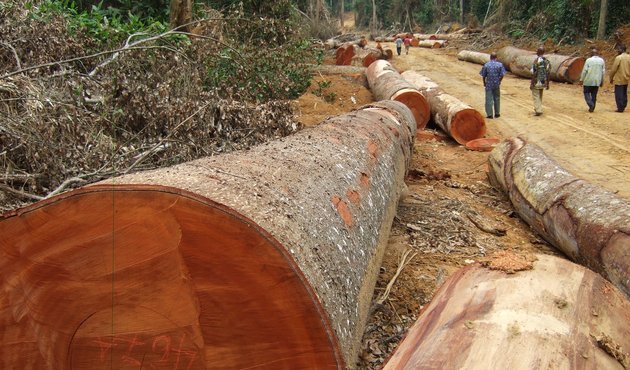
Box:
[579,48,605,112]
[395,36,403,56]
[610,44,630,113]
[403,35,412,55]
[480,52,507,119]
[530,47,551,116]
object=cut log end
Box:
[0,188,342,369]
[564,57,586,83]
[449,108,487,144]
[390,88,430,129]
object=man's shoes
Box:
[534,112,542,116]
[615,109,624,112]
[495,114,501,118]
[588,107,594,112]
[486,116,493,119]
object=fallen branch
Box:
[0,42,21,70]
[466,213,506,236]
[0,183,43,201]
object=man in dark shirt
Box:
[480,52,507,119]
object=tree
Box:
[597,0,608,39]
[169,0,192,32]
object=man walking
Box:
[395,36,403,56]
[610,44,630,113]
[530,47,551,116]
[580,48,605,112]
[480,52,506,119]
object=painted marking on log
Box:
[91,333,199,370]
[359,173,370,188]
[347,190,361,204]
[332,196,354,227]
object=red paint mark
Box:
[347,190,361,204]
[360,173,370,188]
[332,196,354,227]
[368,140,379,157]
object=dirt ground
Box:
[294,36,630,369]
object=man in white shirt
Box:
[580,48,605,112]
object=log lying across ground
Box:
[457,50,490,65]
[366,60,431,129]
[384,254,630,370]
[414,33,468,40]
[402,70,486,144]
[0,101,417,370]
[497,46,585,83]
[310,64,369,87]
[488,137,630,297]
[417,39,448,48]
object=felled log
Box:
[0,101,417,370]
[497,46,585,83]
[309,64,368,88]
[402,70,486,144]
[335,42,356,65]
[352,46,386,67]
[384,254,630,370]
[417,40,448,48]
[457,50,491,65]
[414,33,467,40]
[488,137,630,297]
[366,60,430,129]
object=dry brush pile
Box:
[0,1,313,212]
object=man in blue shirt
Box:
[480,52,507,119]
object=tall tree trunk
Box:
[340,0,345,30]
[353,0,357,27]
[597,0,608,39]
[169,0,192,32]
[460,0,464,24]
[371,0,377,35]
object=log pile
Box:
[366,60,431,129]
[488,137,630,297]
[402,70,486,144]
[457,50,491,65]
[496,46,585,83]
[0,101,417,369]
[384,254,630,369]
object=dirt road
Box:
[393,45,630,198]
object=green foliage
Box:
[311,79,337,103]
[28,0,168,47]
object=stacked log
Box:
[336,42,356,65]
[352,46,386,67]
[417,40,448,48]
[384,254,630,369]
[366,60,431,129]
[497,46,585,83]
[457,50,491,65]
[0,101,417,369]
[402,70,486,144]
[488,137,630,297]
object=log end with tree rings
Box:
[556,56,585,83]
[391,88,431,129]
[448,108,487,144]
[0,188,343,369]
[383,254,630,370]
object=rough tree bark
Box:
[169,0,193,32]
[597,0,609,39]
[457,50,491,65]
[366,60,431,129]
[384,254,630,370]
[488,137,630,297]
[402,70,487,144]
[0,101,417,369]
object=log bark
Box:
[352,46,386,67]
[366,60,431,129]
[497,46,585,83]
[457,50,491,65]
[417,40,448,48]
[402,70,487,144]
[384,254,630,370]
[414,33,467,40]
[487,137,630,298]
[0,101,417,370]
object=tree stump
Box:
[0,101,417,369]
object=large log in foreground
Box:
[457,50,490,65]
[0,101,417,370]
[488,137,630,297]
[402,70,486,144]
[384,254,630,370]
[366,60,430,129]
[497,46,585,83]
